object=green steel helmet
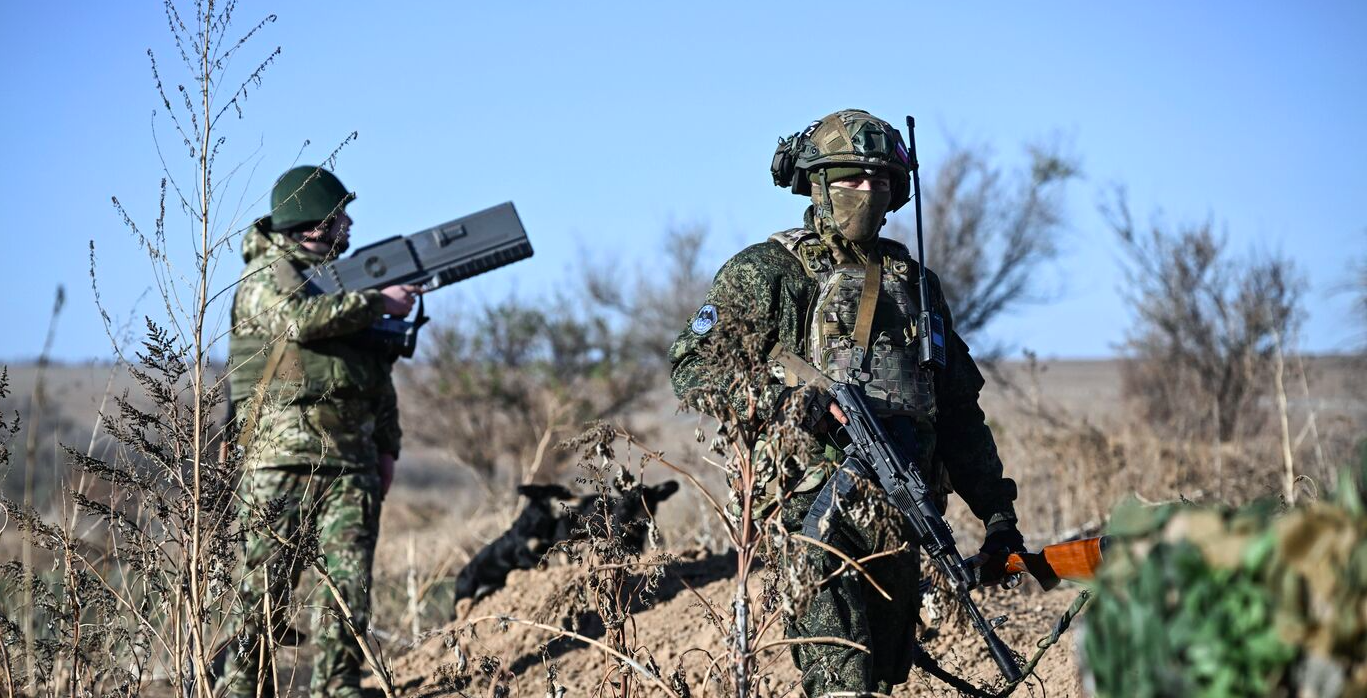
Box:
[269,165,355,232]
[770,109,913,211]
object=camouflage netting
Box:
[1084,447,1367,697]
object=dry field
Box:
[1,355,1363,696]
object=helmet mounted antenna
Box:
[905,116,947,370]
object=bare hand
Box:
[829,403,848,425]
[379,285,421,317]
[379,452,396,497]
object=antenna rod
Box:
[905,116,947,369]
[905,116,932,318]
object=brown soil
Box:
[377,549,1087,698]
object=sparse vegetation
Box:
[885,137,1080,348]
[1106,187,1304,444]
[1,7,1364,697]
[398,293,658,491]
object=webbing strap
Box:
[769,346,833,390]
[850,259,881,374]
[236,339,289,448]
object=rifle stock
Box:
[1004,536,1108,590]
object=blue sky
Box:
[1,1,1364,362]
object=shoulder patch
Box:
[690,304,719,335]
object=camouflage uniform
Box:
[669,110,1018,697]
[220,213,400,698]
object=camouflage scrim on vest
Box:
[668,221,1017,526]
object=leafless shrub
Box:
[1350,252,1367,373]
[446,299,826,698]
[0,323,246,696]
[541,426,677,698]
[584,223,714,362]
[1105,187,1304,443]
[399,294,657,489]
[401,225,713,492]
[1351,254,1367,400]
[1355,254,1367,336]
[662,301,831,698]
[885,137,1080,347]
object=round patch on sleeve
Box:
[690,304,719,335]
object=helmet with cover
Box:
[770,109,913,211]
[269,165,355,233]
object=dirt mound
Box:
[379,549,1087,697]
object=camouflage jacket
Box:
[669,215,1017,530]
[227,220,401,471]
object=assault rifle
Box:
[302,201,532,357]
[770,346,1024,683]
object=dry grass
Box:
[2,349,1361,697]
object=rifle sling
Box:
[236,339,290,449]
[851,259,881,373]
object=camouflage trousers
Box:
[219,466,382,698]
[782,479,921,698]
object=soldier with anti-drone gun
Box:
[217,166,531,698]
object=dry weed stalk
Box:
[432,427,678,698]
[542,302,866,698]
[664,306,803,698]
[0,3,402,696]
[15,287,63,696]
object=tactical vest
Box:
[770,228,938,424]
[227,260,386,411]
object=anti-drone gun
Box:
[771,346,1024,683]
[302,202,532,357]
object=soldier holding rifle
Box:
[670,110,1027,696]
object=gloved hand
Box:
[980,526,1026,557]
[795,387,839,435]
[975,525,1027,588]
